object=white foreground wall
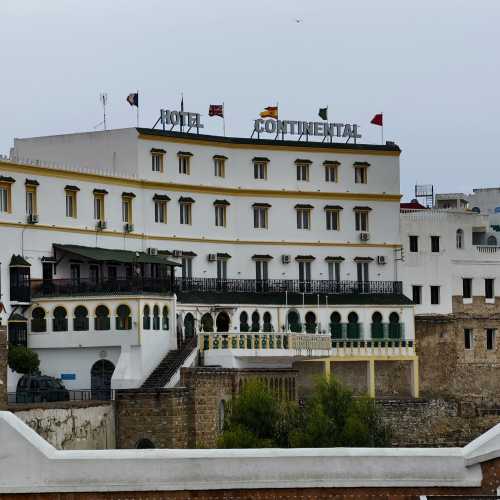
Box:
[2,411,499,493]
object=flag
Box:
[370,113,383,126]
[126,93,139,107]
[260,106,278,119]
[318,107,328,120]
[209,104,224,118]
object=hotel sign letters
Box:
[160,109,204,129]
[254,119,362,139]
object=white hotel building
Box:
[0,127,418,397]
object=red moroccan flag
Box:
[370,113,383,126]
[209,104,224,118]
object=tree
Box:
[218,375,390,449]
[290,376,391,447]
[8,345,40,375]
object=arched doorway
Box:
[90,359,115,400]
[216,312,230,332]
[287,310,301,333]
[330,311,342,339]
[201,313,214,332]
[184,313,195,339]
[305,311,317,334]
[347,312,360,339]
[388,312,401,339]
[371,311,383,339]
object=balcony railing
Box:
[32,277,173,298]
[176,278,403,295]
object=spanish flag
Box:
[260,106,278,119]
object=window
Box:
[108,266,117,281]
[296,207,311,229]
[255,259,269,286]
[486,329,495,350]
[217,258,227,280]
[214,156,226,177]
[143,305,151,330]
[325,209,340,231]
[53,307,68,332]
[178,153,191,175]
[412,285,422,304]
[253,161,268,180]
[151,150,164,172]
[65,189,77,218]
[93,193,105,221]
[253,205,268,229]
[180,202,192,224]
[122,197,133,223]
[70,264,80,284]
[214,204,227,227]
[431,235,440,253]
[0,182,13,213]
[456,229,464,249]
[464,329,473,350]
[356,261,370,282]
[74,306,89,331]
[296,163,310,181]
[181,257,193,279]
[463,278,472,299]
[430,285,440,305]
[154,200,168,223]
[485,278,495,299]
[25,185,37,216]
[355,210,369,231]
[354,166,367,184]
[409,235,419,253]
[298,260,312,287]
[89,265,99,284]
[324,162,339,182]
[328,261,341,281]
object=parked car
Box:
[16,374,70,403]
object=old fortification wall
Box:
[11,401,115,449]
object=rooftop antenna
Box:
[99,93,108,130]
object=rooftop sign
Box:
[160,109,204,131]
[253,119,361,139]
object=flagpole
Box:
[136,90,139,127]
[222,102,226,137]
[381,113,384,144]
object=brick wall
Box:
[0,326,6,410]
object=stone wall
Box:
[379,398,500,447]
[116,367,298,449]
[0,326,6,410]
[11,401,115,449]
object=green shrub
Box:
[8,345,40,374]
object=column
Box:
[410,358,420,398]
[367,359,376,398]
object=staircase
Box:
[141,336,197,389]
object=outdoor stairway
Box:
[141,337,197,389]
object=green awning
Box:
[53,244,181,266]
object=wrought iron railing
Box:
[8,388,115,404]
[32,277,173,298]
[176,278,403,295]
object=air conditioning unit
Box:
[124,223,134,233]
[96,220,107,230]
[377,255,387,265]
[281,254,291,264]
[208,253,217,262]
[27,214,38,224]
[172,250,183,258]
[359,232,370,242]
[147,247,158,256]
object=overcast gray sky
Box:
[1,0,499,199]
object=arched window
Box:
[53,307,68,332]
[216,312,230,332]
[201,313,213,332]
[74,305,89,331]
[388,312,401,339]
[456,229,464,249]
[305,311,316,334]
[95,305,110,331]
[330,311,342,339]
[184,313,195,338]
[162,306,169,330]
[116,305,132,330]
[143,305,151,330]
[287,310,301,333]
[472,207,480,214]
[251,311,260,332]
[347,312,359,339]
[91,359,115,400]
[31,307,46,333]
[240,311,249,332]
[371,311,383,339]
[136,438,155,449]
[263,311,273,332]
[487,235,498,247]
[153,305,160,330]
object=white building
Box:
[0,127,418,397]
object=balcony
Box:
[176,278,403,295]
[32,277,174,298]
